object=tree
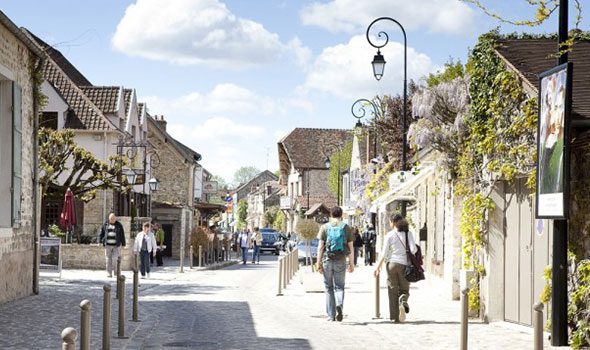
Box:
[232,166,261,187]
[273,210,286,231]
[296,218,320,269]
[39,128,130,202]
[237,199,248,229]
[264,205,279,229]
[328,140,353,203]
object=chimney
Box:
[155,115,167,131]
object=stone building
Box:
[23,29,152,237]
[246,180,282,229]
[277,128,352,233]
[148,115,203,259]
[0,11,43,304]
[229,170,278,231]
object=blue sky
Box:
[3,0,587,182]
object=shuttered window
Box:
[12,82,22,226]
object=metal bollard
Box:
[102,284,111,350]
[61,327,78,350]
[283,254,288,289]
[80,300,91,350]
[190,245,194,269]
[199,245,203,267]
[286,251,291,282]
[117,275,126,338]
[460,288,469,350]
[180,246,184,273]
[374,274,380,319]
[277,257,283,296]
[534,302,544,350]
[132,268,139,322]
[115,256,121,299]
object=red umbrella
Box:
[59,188,76,243]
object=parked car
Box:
[298,239,319,265]
[260,228,279,255]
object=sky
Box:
[3,0,587,183]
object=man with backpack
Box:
[316,206,354,322]
[363,225,377,266]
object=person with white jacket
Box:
[374,214,418,323]
[133,222,157,278]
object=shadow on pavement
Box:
[135,300,312,350]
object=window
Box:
[12,83,22,226]
[0,80,22,227]
[40,111,58,130]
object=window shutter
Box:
[12,82,22,226]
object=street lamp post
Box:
[351,98,380,160]
[366,16,408,216]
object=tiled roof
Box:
[495,38,590,119]
[279,128,352,169]
[23,28,114,131]
[42,60,110,130]
[124,89,132,116]
[23,29,91,86]
[80,86,120,114]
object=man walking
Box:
[238,229,251,264]
[99,213,126,278]
[363,225,377,266]
[251,227,262,264]
[317,206,354,322]
[153,223,165,266]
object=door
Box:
[162,224,173,257]
[504,178,543,326]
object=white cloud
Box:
[112,0,311,68]
[300,0,475,35]
[301,35,436,99]
[143,83,278,118]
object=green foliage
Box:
[237,200,248,228]
[264,205,279,228]
[38,128,130,202]
[48,224,65,237]
[365,160,394,201]
[328,140,353,201]
[426,59,465,87]
[296,218,319,241]
[569,256,590,349]
[274,209,286,232]
[232,166,261,187]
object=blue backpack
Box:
[326,223,346,259]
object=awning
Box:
[372,162,437,212]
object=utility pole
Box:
[552,0,569,346]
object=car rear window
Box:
[262,233,277,240]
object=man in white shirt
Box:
[238,230,251,265]
[133,222,157,278]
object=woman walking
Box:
[374,214,417,323]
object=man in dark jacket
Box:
[363,225,376,266]
[99,213,126,277]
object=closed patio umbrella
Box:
[59,188,77,243]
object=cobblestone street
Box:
[0,254,566,349]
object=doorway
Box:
[162,224,173,257]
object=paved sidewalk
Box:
[0,254,572,349]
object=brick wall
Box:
[82,189,114,236]
[0,23,38,304]
[149,135,190,205]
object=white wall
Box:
[41,81,68,129]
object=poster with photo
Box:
[536,62,572,219]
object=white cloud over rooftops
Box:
[300,0,475,35]
[112,0,311,69]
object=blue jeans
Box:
[139,250,150,276]
[241,247,248,264]
[252,245,260,263]
[322,258,347,319]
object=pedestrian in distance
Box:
[317,206,354,322]
[133,222,157,279]
[99,212,126,278]
[238,229,251,265]
[251,227,262,264]
[153,222,165,266]
[363,225,377,266]
[374,214,417,323]
[352,227,363,266]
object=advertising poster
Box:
[536,62,572,219]
[40,237,62,274]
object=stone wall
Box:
[61,244,136,270]
[148,132,191,206]
[82,189,114,236]
[0,22,38,304]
